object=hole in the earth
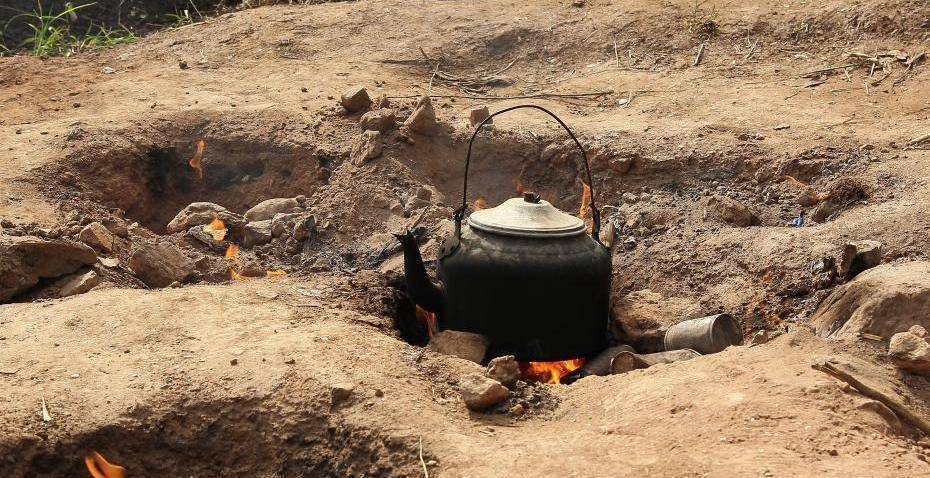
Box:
[10,398,419,477]
[55,135,326,234]
[389,274,432,347]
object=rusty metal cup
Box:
[663,313,743,354]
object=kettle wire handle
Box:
[454,104,601,242]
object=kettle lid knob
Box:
[523,191,541,204]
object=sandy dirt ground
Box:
[2,0,930,476]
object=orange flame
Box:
[514,178,525,194]
[229,268,248,281]
[84,451,125,478]
[474,197,488,210]
[415,305,438,339]
[204,217,227,241]
[519,358,586,384]
[224,244,247,280]
[189,138,205,180]
[266,269,286,277]
[578,182,591,219]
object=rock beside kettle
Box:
[427,330,490,364]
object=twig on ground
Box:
[811,358,930,435]
[418,46,435,63]
[489,56,519,76]
[784,79,825,99]
[744,38,758,60]
[693,42,706,66]
[419,436,430,478]
[800,64,858,78]
[906,132,930,149]
[427,61,440,96]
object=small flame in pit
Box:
[578,182,591,219]
[84,451,125,478]
[225,244,246,281]
[225,244,286,280]
[189,138,206,180]
[225,243,239,260]
[514,178,525,195]
[474,197,488,210]
[204,216,227,241]
[415,305,438,339]
[519,359,586,385]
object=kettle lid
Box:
[467,192,586,238]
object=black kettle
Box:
[397,105,611,362]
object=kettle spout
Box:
[394,229,444,314]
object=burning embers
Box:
[519,359,586,385]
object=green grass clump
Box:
[2,1,138,57]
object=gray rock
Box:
[459,373,509,411]
[351,130,383,165]
[403,96,437,134]
[292,215,317,241]
[271,213,301,238]
[57,270,101,297]
[0,236,97,302]
[486,355,520,388]
[187,225,226,251]
[427,330,489,363]
[244,198,301,222]
[621,192,638,204]
[839,240,883,280]
[706,195,756,227]
[888,325,930,375]
[78,222,114,252]
[242,220,273,248]
[468,105,491,127]
[340,87,371,112]
[359,108,396,132]
[128,241,195,288]
[166,202,244,234]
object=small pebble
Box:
[230,358,238,366]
